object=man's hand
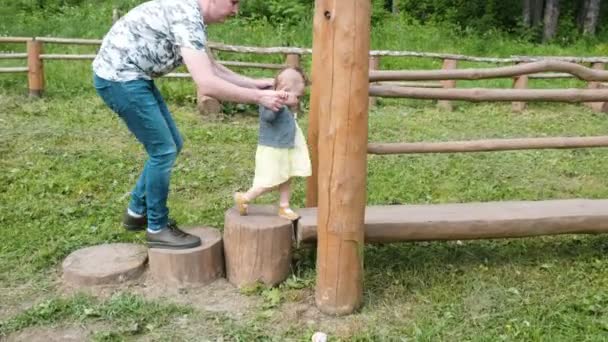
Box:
[254,78,275,90]
[258,89,288,112]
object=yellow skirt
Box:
[253,122,312,188]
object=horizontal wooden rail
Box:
[0,37,602,64]
[40,54,96,60]
[374,81,443,88]
[0,67,28,73]
[370,61,608,82]
[0,53,28,59]
[0,37,31,43]
[514,55,608,63]
[528,72,574,79]
[34,37,101,45]
[368,136,608,154]
[369,85,608,102]
[37,54,285,70]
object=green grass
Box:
[3,3,608,340]
[3,91,608,340]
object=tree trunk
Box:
[532,0,544,26]
[583,0,601,35]
[543,0,560,42]
[577,0,590,29]
[523,0,532,27]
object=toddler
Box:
[234,67,311,220]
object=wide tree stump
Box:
[148,227,224,287]
[224,205,294,288]
[62,243,147,287]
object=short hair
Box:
[274,66,310,89]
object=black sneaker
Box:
[123,210,147,231]
[146,221,202,250]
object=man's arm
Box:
[211,58,257,88]
[181,48,284,110]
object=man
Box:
[92,0,288,249]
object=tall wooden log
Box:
[27,40,44,97]
[223,206,293,288]
[437,59,458,111]
[312,0,370,315]
[512,62,529,112]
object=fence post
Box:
[27,39,44,97]
[112,8,120,23]
[586,62,607,113]
[285,53,301,68]
[437,58,457,111]
[512,62,528,112]
[368,56,380,108]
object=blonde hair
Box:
[273,66,310,90]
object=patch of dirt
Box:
[59,270,259,319]
[4,323,109,342]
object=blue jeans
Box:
[93,74,183,230]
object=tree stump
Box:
[223,205,294,288]
[62,243,147,287]
[197,92,222,117]
[148,227,224,287]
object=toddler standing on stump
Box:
[234,67,312,220]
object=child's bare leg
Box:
[234,186,274,216]
[245,186,274,202]
[278,179,300,220]
[278,180,291,208]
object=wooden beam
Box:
[297,200,608,243]
[313,0,370,315]
[0,53,28,59]
[0,67,28,73]
[369,86,608,102]
[369,60,608,82]
[368,136,608,154]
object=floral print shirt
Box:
[93,0,207,81]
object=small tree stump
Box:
[197,92,222,117]
[148,227,224,287]
[224,206,294,288]
[62,243,147,287]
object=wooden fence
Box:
[1,36,607,113]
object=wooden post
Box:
[27,39,44,97]
[512,62,529,112]
[312,0,370,315]
[112,8,120,23]
[285,53,301,68]
[368,56,380,108]
[437,58,457,111]
[587,62,606,112]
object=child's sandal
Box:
[278,207,300,221]
[234,192,249,216]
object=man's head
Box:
[199,0,239,24]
